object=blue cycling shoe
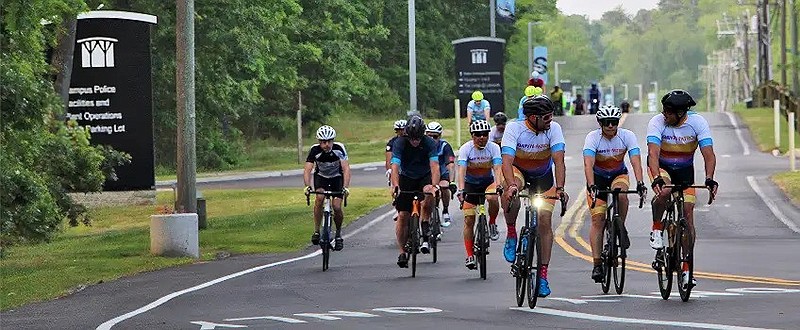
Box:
[504,236,517,263]
[537,277,551,297]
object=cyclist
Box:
[386,120,407,182]
[501,95,569,297]
[583,105,647,283]
[390,115,441,268]
[588,83,601,114]
[467,90,491,124]
[517,86,543,121]
[303,125,351,251]
[490,112,507,147]
[425,121,457,227]
[456,120,503,269]
[647,89,718,288]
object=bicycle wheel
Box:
[677,225,694,302]
[600,217,613,294]
[431,207,440,263]
[514,227,528,307]
[527,229,542,309]
[477,214,488,280]
[321,212,331,272]
[612,216,626,294]
[410,215,419,278]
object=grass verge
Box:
[773,172,800,206]
[734,105,800,153]
[1,187,388,310]
[156,114,472,181]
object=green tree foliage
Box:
[1,0,130,249]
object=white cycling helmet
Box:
[469,120,491,133]
[316,125,336,140]
[393,120,407,130]
[596,105,622,120]
[425,121,443,134]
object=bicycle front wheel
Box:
[431,207,440,263]
[321,212,331,272]
[613,218,626,294]
[514,227,528,307]
[600,218,613,293]
[677,225,694,302]
[526,230,542,309]
[410,215,419,278]
[477,214,488,280]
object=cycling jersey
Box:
[306,142,348,178]
[467,100,491,121]
[386,136,400,152]
[646,112,713,170]
[457,140,502,185]
[434,139,455,179]
[501,120,565,179]
[391,136,439,179]
[582,128,640,179]
[489,126,504,145]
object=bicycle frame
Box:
[306,190,347,271]
[591,187,643,294]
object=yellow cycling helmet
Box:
[533,87,543,96]
[471,90,484,101]
[524,86,543,97]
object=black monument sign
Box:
[452,37,506,117]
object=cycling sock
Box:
[489,214,497,225]
[593,258,602,266]
[507,224,517,237]
[652,222,663,231]
[465,239,474,257]
[421,221,430,241]
[541,264,549,280]
[682,261,689,272]
[443,208,449,215]
[335,231,341,238]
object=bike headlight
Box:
[533,197,544,208]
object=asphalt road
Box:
[3,112,800,330]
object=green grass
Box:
[0,187,388,310]
[156,113,473,181]
[734,105,800,153]
[773,172,800,206]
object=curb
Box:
[155,161,384,186]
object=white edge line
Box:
[512,307,775,330]
[746,176,800,234]
[725,111,751,156]
[96,209,395,330]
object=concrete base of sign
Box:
[150,213,199,258]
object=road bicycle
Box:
[512,189,566,308]
[652,183,714,301]
[461,190,501,280]
[306,190,347,271]
[394,190,435,278]
[590,187,644,294]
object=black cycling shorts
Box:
[395,173,432,212]
[314,174,344,198]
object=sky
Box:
[556,0,660,21]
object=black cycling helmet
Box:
[660,89,696,112]
[493,112,508,125]
[405,115,425,139]
[522,95,555,117]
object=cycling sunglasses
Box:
[599,119,619,127]
[472,131,489,137]
[531,112,554,121]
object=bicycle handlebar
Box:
[391,190,435,206]
[459,191,501,209]
[305,190,348,207]
[662,184,715,205]
[514,190,567,217]
[590,188,645,209]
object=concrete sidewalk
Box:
[155,161,385,187]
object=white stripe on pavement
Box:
[512,307,775,330]
[724,111,751,156]
[96,209,395,330]
[746,176,800,234]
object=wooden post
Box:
[297,91,303,164]
[455,98,462,146]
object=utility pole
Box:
[781,0,788,87]
[176,0,196,214]
[528,22,533,79]
[408,0,417,114]
[621,83,629,100]
[742,11,752,96]
[793,0,799,95]
[490,0,496,38]
[636,84,643,113]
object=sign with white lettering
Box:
[452,37,505,117]
[68,11,157,191]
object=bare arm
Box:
[430,160,441,186]
[492,164,503,187]
[385,151,391,171]
[483,108,491,121]
[700,146,716,180]
[583,155,595,186]
[303,162,314,187]
[341,160,351,188]
[391,163,400,187]
[647,143,661,178]
[630,154,644,183]
[501,154,516,188]
[447,162,455,182]
[553,150,566,189]
[457,164,467,190]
